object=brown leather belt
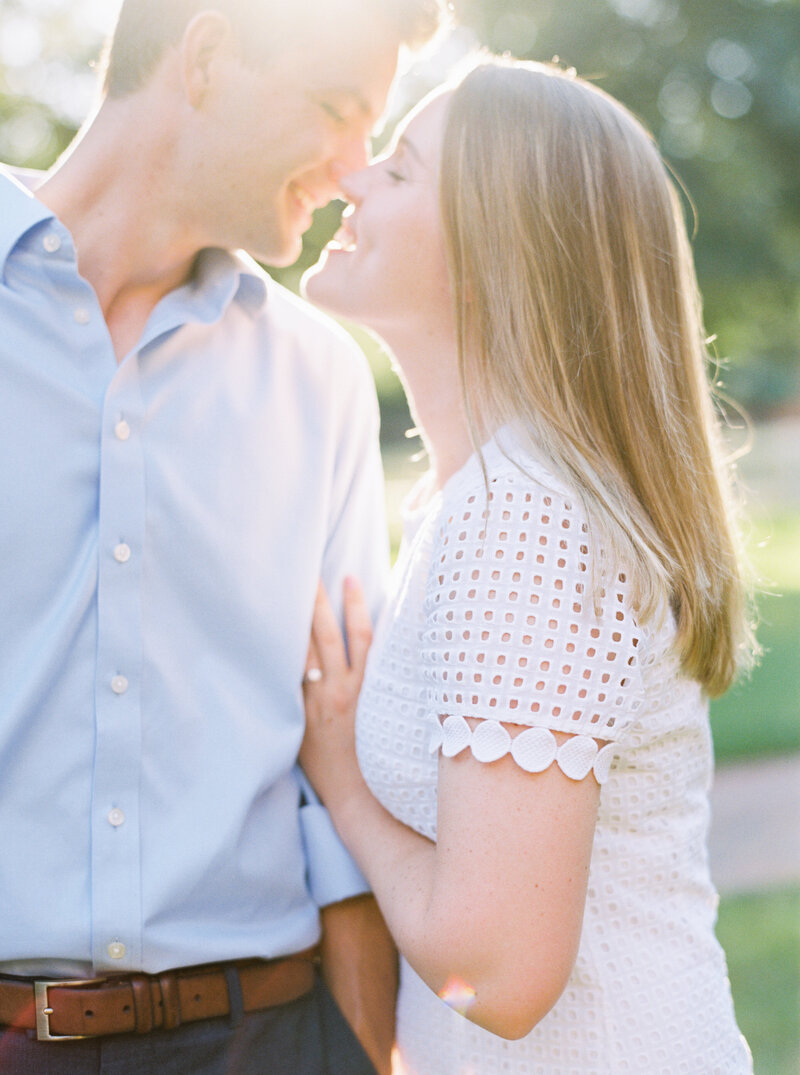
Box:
[0,949,319,1041]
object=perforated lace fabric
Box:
[427,476,643,714]
[356,433,752,1075]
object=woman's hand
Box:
[300,577,373,812]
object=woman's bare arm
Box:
[300,580,600,1040]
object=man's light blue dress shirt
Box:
[0,169,388,975]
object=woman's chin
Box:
[301,249,350,314]
[302,249,385,338]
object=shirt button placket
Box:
[92,369,147,972]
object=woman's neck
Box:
[379,324,476,491]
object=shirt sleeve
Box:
[296,767,369,906]
[302,342,390,906]
[421,470,646,782]
[320,351,390,623]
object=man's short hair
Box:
[103,0,444,97]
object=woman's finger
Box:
[310,581,348,673]
[343,576,372,679]
[304,636,323,686]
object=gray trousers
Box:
[0,975,377,1074]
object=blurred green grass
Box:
[717,888,800,1075]
[711,510,800,763]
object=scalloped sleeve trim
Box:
[429,715,618,783]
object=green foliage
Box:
[0,0,103,168]
[717,887,800,1075]
[450,0,800,413]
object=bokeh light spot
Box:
[707,39,755,83]
[658,75,701,123]
[0,15,43,68]
[711,79,753,120]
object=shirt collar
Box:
[198,248,269,318]
[151,247,267,328]
[231,250,270,314]
[135,248,270,356]
[0,167,55,272]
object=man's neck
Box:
[36,97,205,361]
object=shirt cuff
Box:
[299,801,370,907]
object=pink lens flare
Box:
[438,975,477,1014]
[391,1046,408,1074]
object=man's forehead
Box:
[286,24,402,120]
[274,2,402,56]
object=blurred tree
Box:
[453,0,800,414]
[1,0,797,412]
[0,0,104,169]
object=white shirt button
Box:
[111,675,129,695]
[114,419,131,441]
[107,941,126,960]
[114,543,132,564]
[74,308,90,325]
[108,808,126,827]
[43,233,62,253]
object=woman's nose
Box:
[329,133,370,193]
[338,164,370,206]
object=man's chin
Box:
[250,232,304,270]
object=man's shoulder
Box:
[0,165,56,269]
[0,164,35,207]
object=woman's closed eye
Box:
[381,147,410,183]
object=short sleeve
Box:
[421,471,645,780]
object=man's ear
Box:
[180,11,233,108]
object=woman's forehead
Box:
[394,89,452,153]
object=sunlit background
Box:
[1,1,798,1071]
[1,0,799,416]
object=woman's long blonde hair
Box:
[440,59,755,697]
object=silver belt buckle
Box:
[34,978,107,1041]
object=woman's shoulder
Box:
[438,428,583,532]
